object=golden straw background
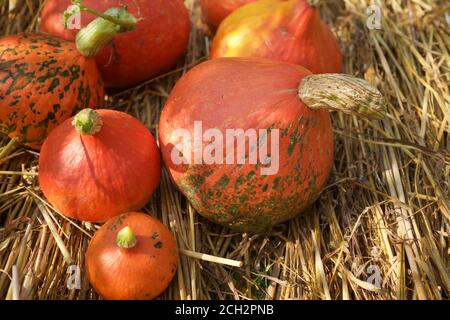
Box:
[0,0,449,300]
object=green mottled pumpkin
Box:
[0,33,104,149]
[159,58,386,233]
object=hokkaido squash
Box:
[0,33,104,149]
[159,58,386,233]
[40,0,191,88]
[200,0,257,31]
[39,109,161,222]
[211,0,343,74]
[86,212,178,300]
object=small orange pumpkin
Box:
[86,212,178,300]
[39,109,161,222]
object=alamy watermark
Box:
[170,121,280,176]
[366,247,382,289]
[64,3,382,31]
[366,4,382,30]
[67,265,81,290]
[64,5,81,30]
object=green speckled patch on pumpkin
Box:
[214,175,230,188]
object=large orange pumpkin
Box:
[86,212,178,300]
[39,109,161,222]
[211,0,342,74]
[159,58,386,232]
[0,33,104,149]
[200,0,257,31]
[40,0,191,88]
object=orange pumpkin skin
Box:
[40,0,191,88]
[86,212,178,300]
[159,58,334,232]
[211,0,342,74]
[200,0,257,31]
[0,33,104,149]
[39,109,161,222]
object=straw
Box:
[0,0,449,300]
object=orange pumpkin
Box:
[86,212,178,300]
[159,57,386,232]
[200,0,257,31]
[211,0,343,74]
[39,109,161,222]
[0,33,104,149]
[40,0,191,88]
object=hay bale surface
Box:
[0,0,449,300]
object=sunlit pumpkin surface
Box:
[211,0,342,74]
[39,110,161,222]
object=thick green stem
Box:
[72,0,136,30]
[65,1,138,58]
[298,74,387,120]
[116,226,137,249]
[72,109,103,135]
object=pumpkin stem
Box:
[116,226,137,249]
[72,109,103,135]
[67,1,137,30]
[67,1,138,58]
[298,74,387,120]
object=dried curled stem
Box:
[298,74,387,120]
